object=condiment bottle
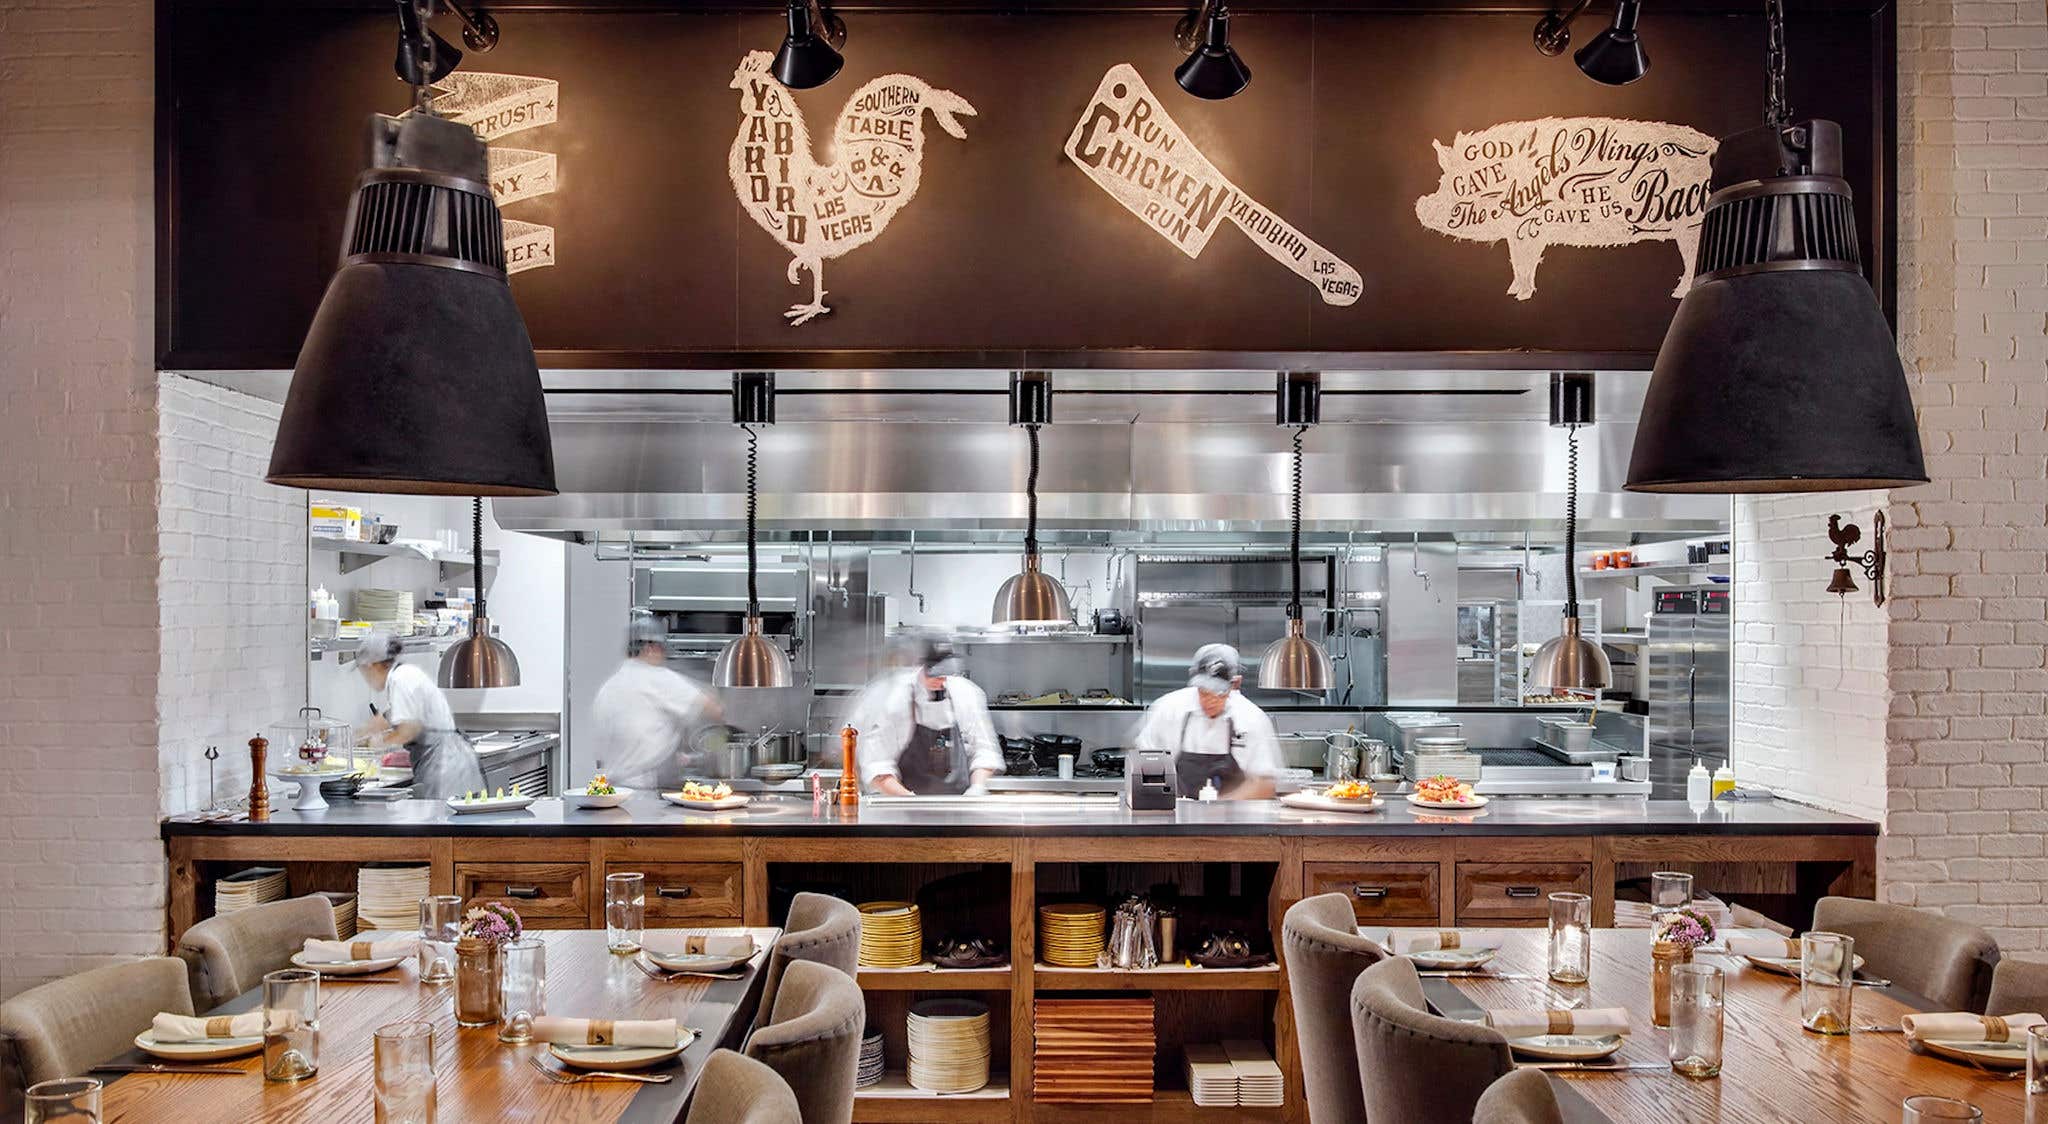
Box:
[1712,763,1736,798]
[1685,758,1711,805]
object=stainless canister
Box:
[1617,755,1651,783]
[1323,733,1360,782]
[1359,738,1392,779]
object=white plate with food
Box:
[1407,947,1500,970]
[1279,790,1385,814]
[1919,1038,2027,1070]
[663,783,749,811]
[133,1031,264,1061]
[1742,953,1868,978]
[550,1030,697,1071]
[446,792,537,815]
[290,949,407,976]
[1406,793,1491,811]
[1508,1033,1624,1061]
[646,949,754,974]
[566,780,633,809]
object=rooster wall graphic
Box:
[728,50,976,325]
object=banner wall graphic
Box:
[436,71,562,275]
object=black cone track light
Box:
[773,0,846,90]
[1175,0,1251,100]
[1534,0,1650,85]
[268,0,555,497]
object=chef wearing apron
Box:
[356,630,484,800]
[1134,644,1282,800]
[853,639,1004,796]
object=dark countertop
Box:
[162,792,1878,839]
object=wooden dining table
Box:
[93,927,779,1124]
[1404,928,2031,1124]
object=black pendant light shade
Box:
[268,112,555,497]
[1627,121,1928,493]
[773,0,845,90]
[1175,4,1251,100]
[1573,0,1649,85]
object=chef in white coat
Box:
[590,613,721,790]
[357,630,484,800]
[1134,644,1281,800]
[852,637,1004,796]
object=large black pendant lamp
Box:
[1258,372,1333,693]
[266,0,555,497]
[439,497,521,688]
[714,373,794,689]
[992,372,1075,627]
[1529,373,1612,694]
[1625,0,1926,493]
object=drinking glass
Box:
[1650,871,1694,918]
[1668,963,1725,1078]
[606,872,646,953]
[418,894,463,984]
[1902,1096,1984,1123]
[498,936,547,1043]
[374,1020,437,1124]
[1800,931,1855,1035]
[2029,1024,2048,1097]
[25,1077,101,1123]
[1547,892,1592,984]
[262,967,320,1081]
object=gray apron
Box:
[893,688,970,796]
[1173,712,1246,798]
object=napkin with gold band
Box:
[1485,1007,1632,1038]
[1725,934,1803,959]
[1901,1011,2046,1045]
[530,1016,679,1048]
[1377,930,1508,955]
[151,1011,266,1042]
[680,934,756,958]
[302,935,419,962]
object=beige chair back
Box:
[686,1048,804,1124]
[1351,956,1514,1123]
[758,892,860,1025]
[744,959,864,1124]
[1473,1068,1565,1124]
[1988,958,2048,1017]
[0,957,193,1113]
[1813,896,1999,1012]
[1281,892,1386,1122]
[176,893,340,1009]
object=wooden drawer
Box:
[1455,863,1592,925]
[606,862,742,923]
[1303,862,1440,924]
[455,862,588,928]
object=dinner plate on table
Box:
[1508,1034,1624,1061]
[1406,793,1491,811]
[1279,791,1385,814]
[290,949,406,976]
[646,949,754,974]
[1742,953,1867,979]
[565,786,633,809]
[550,1029,697,1071]
[133,1032,263,1061]
[1407,947,1499,970]
[1918,1038,2028,1069]
[445,794,536,815]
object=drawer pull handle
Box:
[1504,886,1542,899]
[505,885,543,899]
[655,886,693,899]
[1353,887,1389,900]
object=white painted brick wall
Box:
[0,0,164,997]
[156,375,305,815]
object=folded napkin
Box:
[1486,1007,1632,1039]
[677,934,756,958]
[302,935,418,962]
[151,1011,265,1042]
[1902,1011,2046,1044]
[531,1016,678,1048]
[1726,933,1803,959]
[1380,930,1508,955]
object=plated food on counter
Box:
[1277,779,1384,814]
[1407,775,1488,809]
[566,773,633,808]
[447,785,536,814]
[663,780,750,810]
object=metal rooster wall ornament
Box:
[728,51,976,325]
[1825,511,1886,607]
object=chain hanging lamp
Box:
[992,372,1074,627]
[439,497,521,688]
[1258,372,1333,693]
[1625,0,1925,493]
[267,0,554,497]
[714,373,794,689]
[1529,373,1612,694]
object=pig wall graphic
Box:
[1414,117,1716,301]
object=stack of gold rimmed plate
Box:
[907,998,991,1094]
[1038,903,1106,967]
[858,901,924,968]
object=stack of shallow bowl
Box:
[907,998,991,1093]
[856,1028,884,1088]
[1038,903,1106,967]
[858,902,924,968]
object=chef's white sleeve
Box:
[1232,702,1284,778]
[1133,693,1178,755]
[849,672,910,787]
[949,678,1005,776]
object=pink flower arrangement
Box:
[1656,907,1716,950]
[461,902,523,945]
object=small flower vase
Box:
[454,937,502,1027]
[1651,939,1691,1028]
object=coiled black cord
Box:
[1025,423,1041,558]
[743,424,760,616]
[471,497,486,619]
[1288,425,1306,621]
[1564,425,1580,616]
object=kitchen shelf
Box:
[952,633,1130,646]
[855,1073,1009,1123]
[858,966,1013,990]
[307,634,455,662]
[1600,629,1648,646]
[1032,964,1281,991]
[311,536,497,583]
[1578,559,1729,584]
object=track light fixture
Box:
[1258,372,1333,694]
[1534,0,1650,85]
[715,373,796,689]
[1175,0,1251,100]
[773,0,846,90]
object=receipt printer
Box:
[1124,749,1176,810]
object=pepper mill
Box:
[247,735,271,822]
[838,726,861,807]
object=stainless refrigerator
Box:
[1646,585,1732,779]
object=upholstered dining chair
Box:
[685,1048,804,1124]
[757,892,861,1026]
[1351,956,1515,1123]
[1281,892,1387,1122]
[1473,1068,1566,1124]
[0,957,193,1114]
[744,959,865,1124]
[176,893,340,1009]
[1812,897,2000,1012]
[1988,958,2048,1017]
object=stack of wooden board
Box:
[1032,997,1155,1103]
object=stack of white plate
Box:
[907,998,990,1094]
[214,867,286,915]
[1183,1043,1237,1107]
[1222,1040,1284,1107]
[353,589,415,633]
[856,1029,884,1089]
[316,891,359,938]
[357,865,431,932]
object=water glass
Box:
[25,1077,101,1123]
[1667,963,1725,1078]
[418,894,463,984]
[1650,871,1694,917]
[498,936,547,1043]
[1547,892,1592,984]
[374,1020,437,1124]
[606,872,646,953]
[262,967,320,1081]
[2029,1024,2048,1096]
[1901,1096,1984,1123]
[1800,931,1855,1035]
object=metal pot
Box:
[691,724,750,779]
[751,730,807,766]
